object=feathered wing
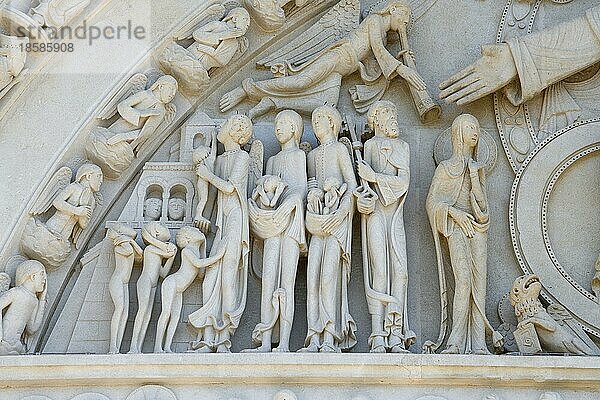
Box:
[96,73,148,120]
[366,0,440,21]
[0,272,10,296]
[547,303,600,355]
[256,0,360,72]
[30,167,73,216]
[173,0,227,40]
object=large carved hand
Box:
[76,205,93,220]
[449,207,475,238]
[439,43,518,105]
[396,64,427,91]
[137,108,162,118]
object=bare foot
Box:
[220,85,248,112]
[216,343,230,353]
[441,344,460,354]
[297,343,319,353]
[272,346,289,353]
[242,345,271,353]
[319,343,340,353]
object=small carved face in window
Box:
[144,197,162,221]
[168,198,186,221]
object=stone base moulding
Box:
[1,354,600,399]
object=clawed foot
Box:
[220,86,247,112]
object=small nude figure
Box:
[129,222,177,353]
[168,197,186,221]
[144,197,163,221]
[107,224,143,354]
[0,260,47,355]
[154,227,226,353]
[252,175,287,210]
[322,177,347,215]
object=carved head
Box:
[451,113,480,158]
[376,0,411,28]
[312,105,342,143]
[225,7,251,33]
[509,274,542,307]
[275,110,304,145]
[168,197,186,221]
[151,75,178,104]
[176,226,205,248]
[143,221,171,242]
[107,223,137,242]
[144,197,163,221]
[76,163,103,192]
[367,100,399,139]
[15,260,46,294]
[218,115,253,146]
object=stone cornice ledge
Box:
[0,354,599,389]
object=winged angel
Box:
[85,73,178,180]
[21,164,103,268]
[220,0,437,120]
[159,6,250,93]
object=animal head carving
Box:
[509,274,542,306]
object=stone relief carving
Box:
[29,0,91,29]
[355,101,414,353]
[509,274,599,355]
[21,164,103,268]
[125,385,177,400]
[221,0,439,122]
[107,223,143,354]
[593,254,600,301]
[155,226,225,353]
[192,129,217,232]
[242,0,315,32]
[128,221,177,354]
[440,4,600,171]
[0,260,46,355]
[159,7,250,94]
[86,73,178,180]
[188,114,253,353]
[299,105,357,353]
[246,109,307,353]
[425,114,502,354]
[0,33,28,100]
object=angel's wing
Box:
[159,103,177,131]
[365,0,439,22]
[173,0,227,40]
[97,73,148,120]
[30,167,73,216]
[236,36,249,57]
[256,0,360,71]
[248,139,264,194]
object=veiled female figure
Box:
[247,110,307,352]
[188,115,252,353]
[426,114,493,354]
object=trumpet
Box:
[396,24,441,124]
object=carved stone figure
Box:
[0,33,28,100]
[425,114,501,354]
[0,260,47,355]
[143,197,162,221]
[159,8,250,93]
[440,6,600,108]
[220,0,438,121]
[300,105,357,353]
[128,221,177,353]
[356,101,415,353]
[154,227,225,353]
[86,74,178,179]
[21,164,103,268]
[247,109,307,352]
[167,197,186,221]
[242,0,312,32]
[107,224,143,354]
[593,254,600,300]
[509,274,600,356]
[30,0,91,28]
[251,175,287,210]
[188,115,252,353]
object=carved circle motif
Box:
[509,118,600,337]
[125,385,177,400]
[433,126,498,173]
